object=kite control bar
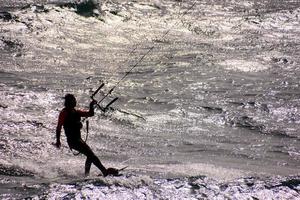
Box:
[90,82,118,112]
[90,82,145,120]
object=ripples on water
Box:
[0,0,299,199]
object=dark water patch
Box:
[0,0,101,17]
[182,148,206,153]
[272,57,290,64]
[228,101,245,106]
[0,37,23,52]
[228,101,270,113]
[57,177,109,189]
[199,106,223,114]
[0,11,13,21]
[264,176,300,191]
[26,120,49,129]
[0,164,34,177]
[186,23,220,37]
[267,149,290,156]
[5,120,43,128]
[267,129,298,139]
[0,103,8,108]
[152,38,171,44]
[243,93,262,97]
[232,152,257,160]
[0,0,75,10]
[20,4,49,13]
[280,179,300,191]
[59,0,101,17]
[217,137,248,145]
[256,103,270,113]
[0,179,46,200]
[124,68,155,75]
[0,71,20,83]
[75,0,100,17]
[225,114,299,139]
[228,115,265,132]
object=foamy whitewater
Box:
[0,0,299,199]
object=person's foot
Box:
[102,169,108,177]
[106,167,119,176]
[99,168,119,177]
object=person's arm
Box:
[78,100,97,117]
[55,110,66,148]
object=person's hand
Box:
[90,99,97,106]
[52,141,61,149]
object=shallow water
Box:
[0,0,299,199]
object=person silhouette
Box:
[54,94,117,176]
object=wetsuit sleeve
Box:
[77,110,94,117]
[77,101,95,117]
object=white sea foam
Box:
[218,59,269,72]
[146,163,248,181]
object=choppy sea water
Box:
[0,0,299,199]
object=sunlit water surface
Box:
[0,0,299,199]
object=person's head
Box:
[64,94,77,108]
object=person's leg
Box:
[71,140,107,176]
[85,158,92,176]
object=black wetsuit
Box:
[57,106,107,176]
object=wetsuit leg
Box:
[70,140,107,176]
[85,158,92,176]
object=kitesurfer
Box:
[54,94,113,176]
